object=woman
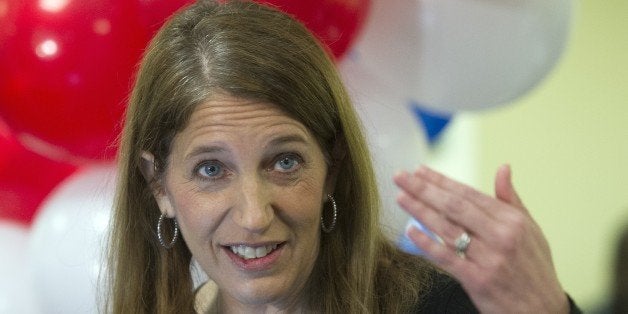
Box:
[106,1,579,313]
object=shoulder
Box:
[413,271,479,314]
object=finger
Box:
[398,192,498,263]
[406,226,487,280]
[494,164,526,210]
[397,192,464,246]
[394,171,497,238]
[406,225,462,268]
[414,166,506,218]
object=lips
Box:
[223,242,285,271]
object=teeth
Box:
[229,244,279,260]
[244,246,255,259]
[255,247,267,258]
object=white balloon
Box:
[350,0,573,112]
[339,57,429,238]
[0,222,40,314]
[29,165,116,314]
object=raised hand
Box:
[394,165,569,314]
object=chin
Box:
[224,276,306,309]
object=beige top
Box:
[194,280,219,314]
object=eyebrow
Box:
[266,134,309,148]
[184,134,309,160]
[185,145,227,160]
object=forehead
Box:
[171,96,314,154]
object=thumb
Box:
[494,164,524,208]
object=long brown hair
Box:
[106,1,432,312]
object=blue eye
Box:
[197,162,223,178]
[274,154,301,172]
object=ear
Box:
[324,135,346,196]
[140,151,176,218]
[140,151,157,183]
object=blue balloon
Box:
[410,100,452,145]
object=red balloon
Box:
[0,0,365,162]
[0,0,191,162]
[0,119,78,225]
[256,0,370,59]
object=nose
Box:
[233,174,274,233]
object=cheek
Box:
[168,186,227,246]
[276,178,326,226]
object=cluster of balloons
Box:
[0,0,571,312]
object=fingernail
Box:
[394,171,409,181]
[416,165,428,175]
[405,222,445,247]
[434,234,445,246]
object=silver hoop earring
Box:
[157,213,179,249]
[321,194,338,233]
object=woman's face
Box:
[153,96,330,310]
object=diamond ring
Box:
[454,232,471,258]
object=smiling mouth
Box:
[229,244,280,260]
